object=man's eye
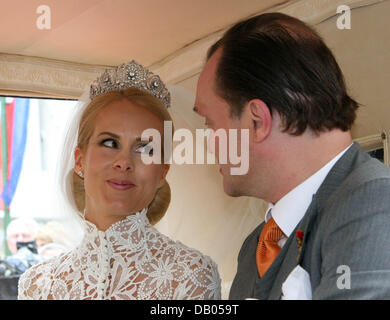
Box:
[101,139,117,148]
[136,143,154,155]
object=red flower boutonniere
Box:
[296,230,304,251]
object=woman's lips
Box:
[107,180,135,190]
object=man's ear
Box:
[247,99,272,143]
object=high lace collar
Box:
[81,208,150,251]
[18,208,222,300]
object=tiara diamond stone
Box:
[90,60,171,108]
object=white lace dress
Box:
[18,209,221,300]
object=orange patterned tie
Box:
[256,217,284,277]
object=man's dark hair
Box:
[208,12,359,135]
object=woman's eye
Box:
[100,139,117,148]
[136,143,154,155]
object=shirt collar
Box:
[265,143,353,237]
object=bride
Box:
[18,61,221,300]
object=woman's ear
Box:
[74,147,84,175]
[247,99,272,143]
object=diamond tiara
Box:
[89,60,171,108]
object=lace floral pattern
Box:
[18,209,221,300]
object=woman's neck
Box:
[83,205,137,231]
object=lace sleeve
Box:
[18,261,54,300]
[174,253,221,300]
[18,270,33,300]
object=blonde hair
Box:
[72,88,172,225]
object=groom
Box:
[194,12,390,299]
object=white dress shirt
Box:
[265,144,353,248]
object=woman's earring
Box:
[78,170,84,178]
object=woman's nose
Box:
[112,156,133,171]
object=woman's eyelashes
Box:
[99,138,153,155]
[100,138,118,148]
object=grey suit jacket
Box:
[229,142,390,299]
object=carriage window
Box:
[368,148,384,163]
[0,97,77,258]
